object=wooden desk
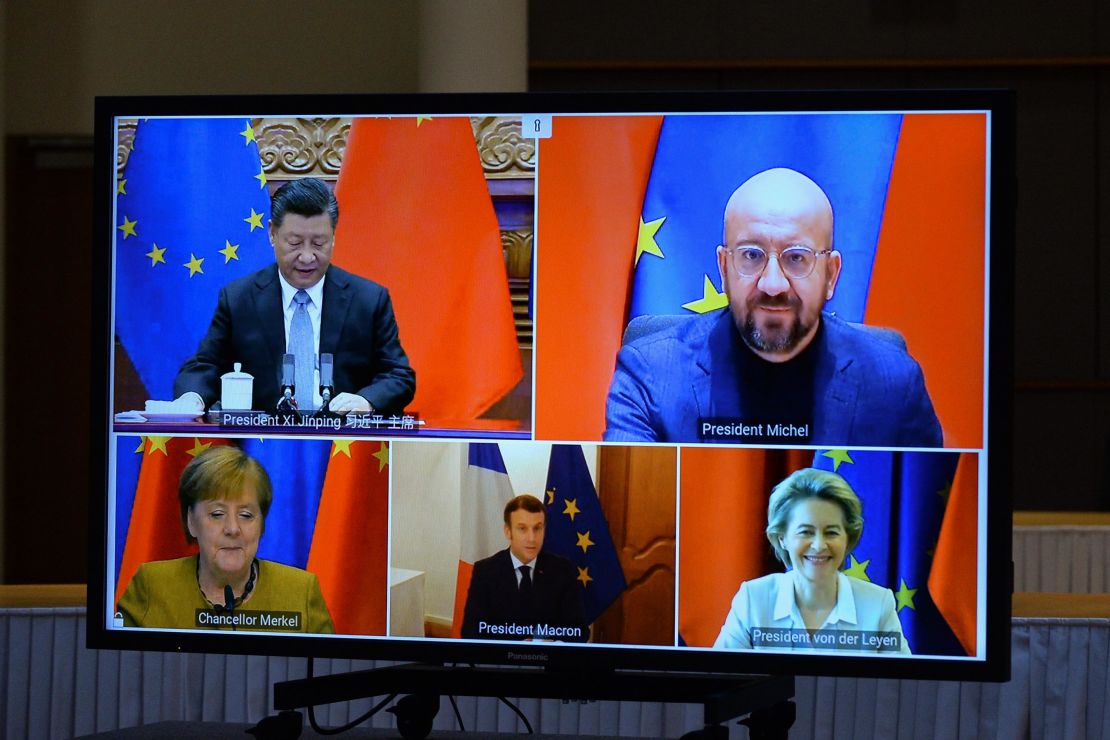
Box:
[0,583,85,607]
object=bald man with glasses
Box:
[604,168,942,447]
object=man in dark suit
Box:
[174,178,415,414]
[461,495,586,642]
[604,168,942,447]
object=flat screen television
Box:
[89,89,1013,684]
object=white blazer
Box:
[713,572,911,654]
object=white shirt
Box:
[713,572,911,655]
[509,550,537,587]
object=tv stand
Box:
[262,663,795,739]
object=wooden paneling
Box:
[593,446,677,646]
[3,136,92,583]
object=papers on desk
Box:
[113,398,204,423]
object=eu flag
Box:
[114,118,274,401]
[543,445,626,624]
[812,449,968,655]
[241,438,331,569]
[630,114,902,323]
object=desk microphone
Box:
[277,353,296,411]
[319,353,334,411]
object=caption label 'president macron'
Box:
[173,178,416,415]
[604,168,942,447]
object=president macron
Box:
[461,495,586,641]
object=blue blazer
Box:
[174,264,416,414]
[603,311,942,447]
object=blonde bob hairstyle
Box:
[764,468,863,567]
[178,446,273,545]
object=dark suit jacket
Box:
[174,264,415,414]
[460,549,587,642]
[603,311,943,447]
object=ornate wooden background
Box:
[116,116,535,349]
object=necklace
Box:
[197,558,259,609]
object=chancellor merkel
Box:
[117,446,334,633]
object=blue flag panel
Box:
[469,442,509,474]
[114,118,274,401]
[812,449,965,655]
[543,445,626,624]
[242,438,332,570]
[631,114,902,323]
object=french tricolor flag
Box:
[451,443,516,637]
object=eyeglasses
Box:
[727,245,832,280]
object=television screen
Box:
[90,90,1013,681]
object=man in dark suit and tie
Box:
[173,177,415,415]
[604,167,942,447]
[461,495,586,642]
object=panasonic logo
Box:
[506,651,549,662]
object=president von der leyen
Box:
[604,168,943,447]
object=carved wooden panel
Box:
[472,116,536,178]
[594,446,678,646]
[116,121,137,173]
[116,116,535,179]
[254,117,349,178]
[115,115,534,349]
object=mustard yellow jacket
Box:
[117,555,334,633]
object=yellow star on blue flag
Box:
[635,216,666,266]
[821,449,854,472]
[681,275,728,314]
[895,579,918,612]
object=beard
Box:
[738,294,815,356]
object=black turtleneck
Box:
[729,320,821,443]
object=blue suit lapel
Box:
[694,312,742,419]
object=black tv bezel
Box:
[89,89,1014,683]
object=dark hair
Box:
[503,494,546,526]
[270,177,339,229]
[179,446,273,545]
[765,468,863,567]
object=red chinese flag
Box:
[928,452,979,655]
[533,116,663,441]
[307,440,390,635]
[678,447,811,647]
[865,114,987,448]
[333,118,521,421]
[115,437,228,605]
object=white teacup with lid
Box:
[220,363,254,410]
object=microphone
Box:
[277,353,296,412]
[319,353,334,410]
[224,585,236,631]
